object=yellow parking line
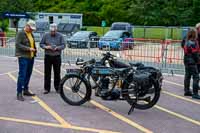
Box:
[34,68,153,133]
[70,126,121,133]
[154,105,200,126]
[7,73,71,127]
[0,70,18,76]
[0,116,63,128]
[162,91,200,105]
[33,69,200,129]
[32,96,71,127]
[63,85,152,133]
[163,80,183,87]
[157,81,200,125]
[163,79,200,105]
[0,116,120,133]
[90,100,153,133]
[34,68,44,75]
[7,72,121,133]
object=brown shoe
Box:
[23,90,35,96]
[17,93,24,101]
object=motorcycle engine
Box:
[97,76,120,100]
[100,78,110,91]
[95,77,110,97]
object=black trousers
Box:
[184,64,199,94]
[197,64,200,73]
[44,55,61,92]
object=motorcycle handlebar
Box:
[102,52,116,58]
[76,58,96,66]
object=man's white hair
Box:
[50,23,57,31]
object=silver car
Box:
[67,31,99,48]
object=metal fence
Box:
[0,37,185,74]
[133,26,190,40]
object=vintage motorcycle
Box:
[59,52,163,114]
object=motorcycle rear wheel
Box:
[59,74,91,106]
[123,81,161,110]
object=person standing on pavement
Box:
[195,23,200,73]
[15,20,37,101]
[183,29,200,99]
[40,23,65,94]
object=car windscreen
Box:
[111,24,128,30]
[72,32,90,39]
[110,23,132,33]
[57,23,66,31]
[103,31,122,38]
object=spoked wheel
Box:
[123,81,161,110]
[59,74,91,106]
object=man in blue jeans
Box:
[15,20,37,101]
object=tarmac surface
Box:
[0,56,200,133]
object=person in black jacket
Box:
[183,29,200,99]
[195,23,200,72]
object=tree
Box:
[0,0,199,26]
[0,0,35,32]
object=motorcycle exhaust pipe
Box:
[138,96,151,103]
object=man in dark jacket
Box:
[15,20,37,101]
[40,23,65,94]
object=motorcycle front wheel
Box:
[59,74,91,106]
[123,81,161,110]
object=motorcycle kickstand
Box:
[128,93,138,115]
[128,100,136,115]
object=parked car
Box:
[33,32,42,42]
[60,33,69,44]
[36,20,49,33]
[110,22,133,36]
[98,30,134,50]
[67,31,99,48]
[57,23,80,37]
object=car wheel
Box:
[89,42,93,48]
[80,43,86,48]
[114,47,120,51]
[85,43,88,48]
[91,43,96,48]
[117,44,122,51]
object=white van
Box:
[110,22,133,37]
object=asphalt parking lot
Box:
[0,56,200,133]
